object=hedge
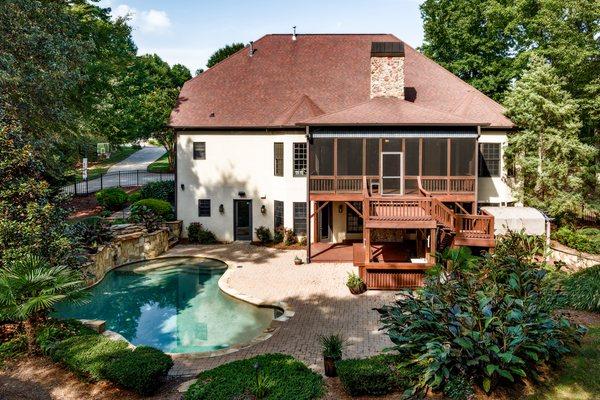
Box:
[336,354,416,396]
[37,320,172,395]
[552,226,600,254]
[139,180,175,204]
[96,188,128,211]
[131,198,174,221]
[184,353,324,400]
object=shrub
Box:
[184,353,324,400]
[36,319,95,354]
[273,228,284,244]
[139,180,175,204]
[69,216,114,250]
[283,228,297,246]
[128,191,142,203]
[131,199,174,221]
[129,205,162,232]
[255,226,272,244]
[562,264,600,312]
[337,355,415,396]
[0,335,27,365]
[96,188,128,211]
[552,226,600,254]
[443,374,474,400]
[187,222,217,244]
[103,346,173,395]
[377,232,586,397]
[39,326,172,395]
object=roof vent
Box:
[292,26,297,41]
[248,41,255,57]
[371,42,404,57]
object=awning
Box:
[481,206,547,236]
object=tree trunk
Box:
[23,318,36,353]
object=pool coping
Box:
[78,255,293,371]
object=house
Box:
[170,34,515,288]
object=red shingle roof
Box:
[170,34,513,129]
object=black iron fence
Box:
[62,170,174,195]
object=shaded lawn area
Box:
[525,326,600,400]
[65,146,140,182]
[146,152,171,173]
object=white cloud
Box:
[109,4,171,34]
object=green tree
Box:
[420,0,516,100]
[421,0,600,140]
[504,55,596,219]
[206,42,245,68]
[0,255,88,351]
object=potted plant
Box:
[346,272,367,294]
[319,334,344,377]
[294,255,303,265]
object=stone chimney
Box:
[370,42,405,99]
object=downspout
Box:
[305,126,311,264]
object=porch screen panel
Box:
[382,138,401,152]
[366,139,379,175]
[309,139,334,175]
[422,138,447,176]
[450,138,475,176]
[404,138,419,175]
[337,139,363,176]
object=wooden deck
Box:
[310,243,355,263]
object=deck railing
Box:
[455,212,495,241]
[310,175,475,196]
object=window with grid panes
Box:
[198,199,210,217]
[293,143,307,177]
[346,201,363,233]
[274,200,284,229]
[293,202,306,235]
[478,143,501,177]
[274,142,283,176]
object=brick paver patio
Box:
[163,243,396,377]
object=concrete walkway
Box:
[107,145,166,172]
[164,243,396,377]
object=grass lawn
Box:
[526,326,600,400]
[147,152,172,173]
[66,146,140,182]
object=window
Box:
[193,142,206,160]
[346,201,363,233]
[198,199,211,217]
[337,139,363,176]
[293,202,307,235]
[479,143,501,177]
[274,200,284,230]
[450,138,476,176]
[422,138,447,176]
[274,142,283,176]
[293,143,307,177]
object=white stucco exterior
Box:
[477,130,515,205]
[176,130,307,241]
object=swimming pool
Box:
[54,257,275,354]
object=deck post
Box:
[364,227,371,264]
[306,126,311,264]
[430,228,437,263]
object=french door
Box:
[380,152,403,195]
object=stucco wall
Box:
[177,131,307,241]
[478,130,514,205]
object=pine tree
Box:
[504,55,596,219]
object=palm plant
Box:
[0,255,89,351]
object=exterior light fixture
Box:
[238,191,246,197]
[338,204,344,214]
[260,205,267,214]
[219,204,225,214]
[180,184,185,191]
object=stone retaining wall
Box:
[83,225,170,285]
[550,240,600,271]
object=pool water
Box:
[54,258,274,353]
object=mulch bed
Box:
[67,187,139,221]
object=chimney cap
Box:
[371,42,404,57]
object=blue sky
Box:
[99,0,425,73]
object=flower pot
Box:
[294,259,303,265]
[348,282,367,295]
[323,356,339,377]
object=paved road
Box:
[107,146,166,172]
[63,146,172,195]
